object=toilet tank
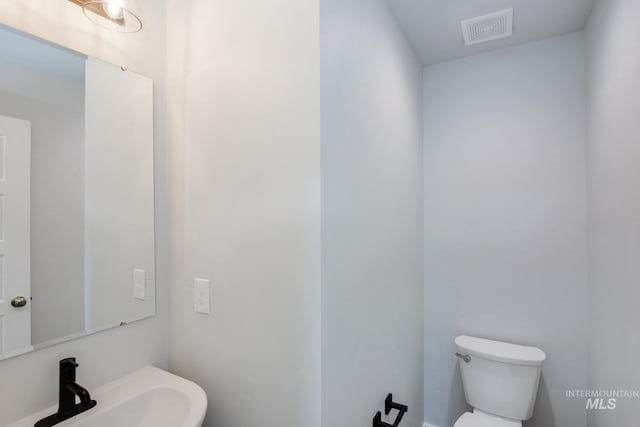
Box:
[455,335,546,421]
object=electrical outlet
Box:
[133,269,146,300]
[194,278,210,315]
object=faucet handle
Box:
[60,357,79,368]
[60,358,79,383]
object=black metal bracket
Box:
[373,394,408,427]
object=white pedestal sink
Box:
[8,367,207,427]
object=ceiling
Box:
[386,0,596,65]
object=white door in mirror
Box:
[0,115,32,358]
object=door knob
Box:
[11,296,27,308]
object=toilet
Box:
[453,335,546,427]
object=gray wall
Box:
[585,0,640,425]
[321,0,424,426]
[84,59,155,333]
[423,33,588,427]
[0,1,169,425]
[166,1,321,427]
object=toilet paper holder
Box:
[372,394,408,427]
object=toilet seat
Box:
[453,412,521,427]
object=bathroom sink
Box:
[8,366,207,427]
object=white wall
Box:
[320,1,424,426]
[0,1,168,425]
[585,1,640,425]
[423,33,588,427]
[0,59,85,346]
[166,1,321,427]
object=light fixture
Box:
[103,0,125,19]
[77,0,143,33]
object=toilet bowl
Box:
[453,335,546,427]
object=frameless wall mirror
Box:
[0,23,155,360]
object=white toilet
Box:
[453,335,546,427]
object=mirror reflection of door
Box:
[0,115,32,358]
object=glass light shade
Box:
[82,0,142,33]
[104,0,125,19]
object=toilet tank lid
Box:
[455,335,546,366]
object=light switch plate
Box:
[194,278,210,315]
[133,269,146,300]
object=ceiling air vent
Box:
[461,9,513,46]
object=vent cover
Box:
[461,9,513,46]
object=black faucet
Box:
[34,358,97,427]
